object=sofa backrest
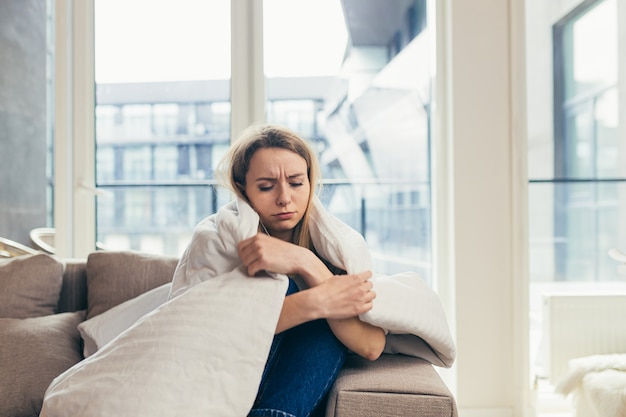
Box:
[57,251,179,318]
[57,260,88,313]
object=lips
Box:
[273,212,295,220]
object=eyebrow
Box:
[254,173,306,182]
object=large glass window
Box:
[527,0,626,408]
[93,0,434,282]
[264,0,433,280]
[532,0,623,284]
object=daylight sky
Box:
[95,0,348,83]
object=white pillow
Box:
[360,272,456,368]
[78,283,171,357]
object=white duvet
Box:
[41,197,455,417]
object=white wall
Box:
[437,0,529,415]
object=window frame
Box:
[54,0,96,258]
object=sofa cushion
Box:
[86,251,178,319]
[0,253,64,318]
[0,311,85,417]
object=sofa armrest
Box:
[57,259,88,313]
[325,354,457,417]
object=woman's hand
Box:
[316,271,385,360]
[275,270,376,329]
[276,270,385,360]
[237,233,329,283]
[314,271,376,319]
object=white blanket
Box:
[41,197,455,417]
[556,354,626,417]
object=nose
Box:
[277,184,290,206]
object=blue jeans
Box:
[248,279,348,417]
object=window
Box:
[71,0,435,282]
[94,0,232,254]
[551,0,622,282]
[527,0,626,406]
[529,0,623,285]
[0,2,437,285]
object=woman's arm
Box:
[296,262,386,361]
[238,233,387,360]
[275,274,385,360]
[326,318,386,361]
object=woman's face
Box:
[244,147,311,241]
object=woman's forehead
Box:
[247,148,308,175]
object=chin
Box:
[269,221,298,236]
[272,224,295,234]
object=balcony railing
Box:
[95,178,433,282]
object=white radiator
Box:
[542,293,626,385]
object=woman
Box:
[216,124,386,417]
[40,124,453,417]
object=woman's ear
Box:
[236,182,254,209]
[235,182,246,197]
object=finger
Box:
[356,270,372,281]
[246,258,265,276]
[237,240,252,260]
[247,264,260,276]
[238,237,265,264]
[238,235,254,250]
[238,247,259,269]
[238,234,263,254]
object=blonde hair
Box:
[216,124,322,249]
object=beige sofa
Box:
[0,251,457,417]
